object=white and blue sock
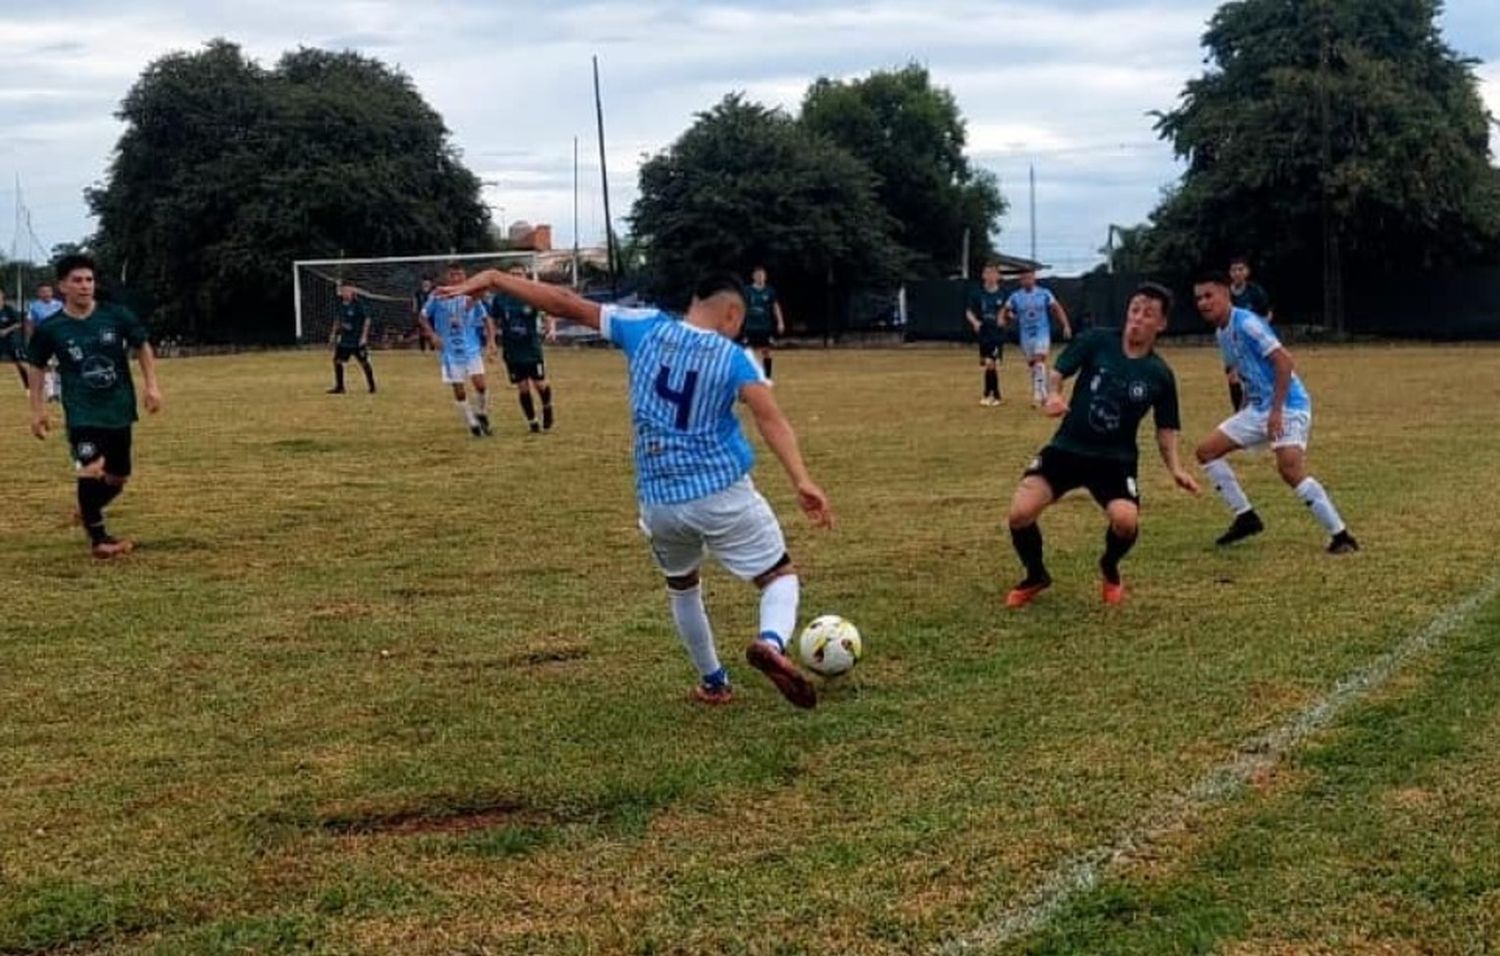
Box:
[454,399,477,428]
[669,584,724,684]
[757,575,799,654]
[1295,477,1346,535]
[1203,458,1253,515]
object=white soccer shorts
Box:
[1020,332,1051,358]
[1217,406,1312,451]
[440,355,485,384]
[638,477,788,581]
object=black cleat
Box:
[1327,530,1360,554]
[529,421,541,434]
[326,387,345,394]
[1216,510,1265,547]
[542,405,554,431]
[476,414,492,436]
[470,425,484,438]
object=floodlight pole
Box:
[594,56,619,297]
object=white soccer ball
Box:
[798,615,863,678]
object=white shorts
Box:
[441,355,485,384]
[1217,406,1312,451]
[638,477,788,581]
[1020,333,1051,358]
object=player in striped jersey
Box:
[438,269,833,709]
[418,262,496,437]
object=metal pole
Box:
[573,135,581,289]
[1029,164,1037,263]
[292,261,304,342]
[593,56,619,296]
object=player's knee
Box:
[666,571,700,591]
[1276,458,1305,485]
[1194,443,1218,466]
[1107,505,1139,539]
[753,554,795,589]
[1008,500,1039,530]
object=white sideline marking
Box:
[940,571,1500,955]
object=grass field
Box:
[4,343,1500,955]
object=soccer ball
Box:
[797,615,862,678]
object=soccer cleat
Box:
[325,387,345,394]
[476,414,492,436]
[529,421,541,434]
[90,537,135,559]
[1327,530,1361,554]
[469,425,484,438]
[746,639,817,710]
[1101,578,1125,606]
[1005,574,1053,609]
[542,406,555,431]
[691,683,734,706]
[1215,510,1265,547]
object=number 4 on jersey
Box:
[654,365,700,430]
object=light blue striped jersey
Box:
[422,295,488,362]
[1006,286,1055,339]
[29,299,63,325]
[602,305,767,506]
[1216,307,1310,413]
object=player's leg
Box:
[449,378,479,434]
[980,340,1000,405]
[759,344,774,381]
[1099,499,1140,605]
[511,365,539,432]
[704,480,816,709]
[640,506,730,703]
[355,347,376,393]
[328,348,348,393]
[470,369,492,435]
[11,357,26,389]
[535,366,555,431]
[1197,417,1264,545]
[1006,459,1060,607]
[72,428,135,557]
[1272,418,1358,552]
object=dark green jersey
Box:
[1047,329,1180,464]
[1231,282,1272,318]
[27,303,149,430]
[490,294,543,365]
[745,285,777,335]
[334,298,368,347]
[967,285,1006,336]
[0,304,20,337]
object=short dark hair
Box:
[1194,268,1232,288]
[55,254,97,282]
[1229,255,1250,267]
[693,272,747,307]
[444,261,465,271]
[1132,281,1174,315]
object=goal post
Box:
[291,251,539,346]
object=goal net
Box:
[292,251,539,346]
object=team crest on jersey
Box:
[76,442,98,462]
[68,344,84,362]
[100,330,118,345]
[1129,381,1148,402]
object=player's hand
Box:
[144,386,164,415]
[1172,469,1201,495]
[545,330,558,344]
[1042,394,1068,417]
[796,480,834,529]
[1267,409,1284,442]
[1062,327,1073,341]
[428,334,443,350]
[30,412,51,440]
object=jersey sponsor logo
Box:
[1129,381,1148,402]
[68,344,85,362]
[1088,398,1122,433]
[100,330,118,345]
[81,355,119,390]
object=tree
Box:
[88,40,490,343]
[800,64,1006,278]
[630,94,904,328]
[1141,0,1500,328]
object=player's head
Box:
[55,254,96,308]
[419,276,434,290]
[36,282,54,302]
[981,262,1001,286]
[1193,269,1234,326]
[1124,282,1172,348]
[507,262,527,276]
[1228,256,1251,285]
[337,281,356,302]
[444,261,466,285]
[750,265,767,286]
[688,271,748,337]
[1019,268,1037,289]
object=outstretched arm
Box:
[1156,428,1199,494]
[740,382,833,529]
[440,270,601,329]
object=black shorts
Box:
[743,329,774,348]
[978,334,1003,362]
[506,360,546,384]
[334,344,368,362]
[4,334,25,362]
[69,426,133,479]
[1024,446,1138,507]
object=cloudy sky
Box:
[4,0,1497,275]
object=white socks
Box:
[758,574,800,652]
[1030,363,1047,402]
[454,399,477,428]
[1296,477,1346,535]
[1203,458,1253,515]
[668,584,723,681]
[470,389,490,415]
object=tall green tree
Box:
[1141,0,1499,327]
[631,94,903,326]
[88,40,490,343]
[800,64,1006,278]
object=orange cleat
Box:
[746,640,816,710]
[691,683,734,706]
[1101,578,1125,606]
[90,537,135,559]
[1005,576,1052,609]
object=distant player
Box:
[1229,256,1273,321]
[1002,268,1072,406]
[418,263,495,437]
[742,266,785,379]
[439,269,832,709]
[1192,270,1359,554]
[965,261,1008,405]
[488,264,557,433]
[26,254,164,558]
[28,282,64,402]
[412,276,435,351]
[0,289,26,389]
[1005,283,1198,608]
[327,282,376,394]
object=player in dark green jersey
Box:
[327,282,376,394]
[489,264,558,432]
[27,254,164,558]
[0,288,26,389]
[966,261,1009,405]
[742,266,785,379]
[1004,282,1199,608]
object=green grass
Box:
[2,343,1499,954]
